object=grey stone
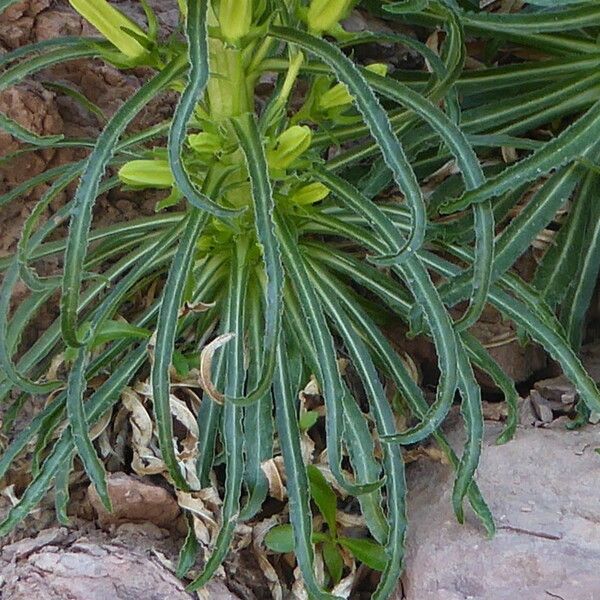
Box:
[399,419,600,600]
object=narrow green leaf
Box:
[306,248,494,535]
[451,344,484,524]
[284,292,387,544]
[187,242,248,591]
[0,261,62,393]
[67,348,111,511]
[240,278,272,520]
[61,56,186,347]
[177,513,200,578]
[168,0,240,218]
[442,98,600,213]
[278,213,379,495]
[308,265,407,600]
[54,450,75,525]
[322,541,344,585]
[229,112,284,404]
[152,210,209,491]
[0,345,148,536]
[560,173,600,350]
[271,341,340,600]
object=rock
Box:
[87,472,181,530]
[530,389,555,423]
[399,418,600,599]
[0,526,244,600]
[0,536,195,599]
[0,0,51,49]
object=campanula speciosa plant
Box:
[2,0,600,597]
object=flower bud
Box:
[290,182,330,205]
[307,0,353,34]
[70,0,149,60]
[267,126,312,171]
[219,0,252,45]
[188,132,222,159]
[319,63,388,111]
[118,160,173,188]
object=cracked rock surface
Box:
[396,416,600,600]
[0,526,241,600]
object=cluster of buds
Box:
[289,182,330,206]
[319,63,388,112]
[188,132,223,161]
[305,0,354,35]
[118,160,173,189]
[267,125,312,171]
[218,0,253,45]
[69,0,150,62]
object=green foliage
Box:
[2,0,600,598]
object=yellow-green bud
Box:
[70,0,149,60]
[307,0,353,34]
[188,132,222,159]
[219,0,252,45]
[118,160,173,188]
[290,182,330,205]
[319,63,388,111]
[267,126,312,171]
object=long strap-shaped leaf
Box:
[206,112,284,405]
[0,227,174,402]
[60,56,186,347]
[272,340,340,600]
[429,253,600,413]
[305,242,514,449]
[532,170,594,309]
[315,205,600,415]
[0,259,225,505]
[283,290,388,544]
[560,171,600,350]
[441,98,600,213]
[309,266,407,600]
[67,348,112,510]
[307,254,493,535]
[437,164,581,310]
[0,36,99,67]
[0,113,63,147]
[277,213,379,495]
[300,212,459,445]
[360,68,493,330]
[151,209,209,491]
[239,277,273,521]
[272,26,426,262]
[0,262,61,394]
[451,345,484,524]
[0,45,98,144]
[188,243,247,591]
[460,5,600,34]
[17,164,84,292]
[308,251,483,528]
[168,0,240,218]
[463,332,518,445]
[66,226,185,508]
[0,162,82,210]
